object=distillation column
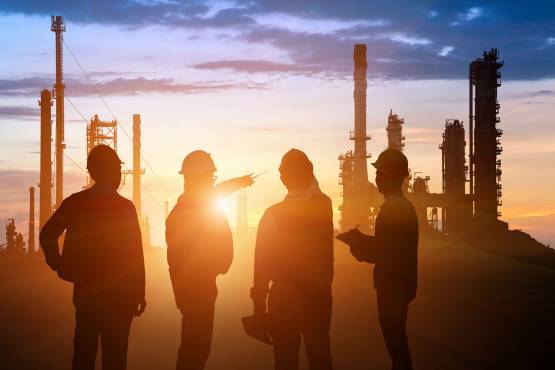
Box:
[387,110,405,152]
[39,89,52,228]
[51,16,66,208]
[469,49,503,222]
[440,119,468,234]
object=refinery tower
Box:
[338,44,378,232]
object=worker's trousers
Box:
[176,284,218,370]
[377,291,413,370]
[72,304,133,370]
[268,288,333,370]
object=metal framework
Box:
[387,109,405,152]
[86,115,118,186]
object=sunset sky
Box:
[0,0,554,247]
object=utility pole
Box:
[236,188,248,246]
[28,186,35,254]
[132,114,144,219]
[51,15,65,208]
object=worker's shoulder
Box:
[65,189,134,210]
[313,192,332,207]
[114,193,136,210]
[264,201,283,217]
[59,189,90,206]
[382,193,417,217]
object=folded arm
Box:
[39,200,69,271]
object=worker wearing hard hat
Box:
[165,150,254,370]
[40,144,146,370]
[250,149,334,370]
[337,148,417,370]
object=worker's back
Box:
[166,193,233,302]
[41,187,144,309]
[259,192,334,296]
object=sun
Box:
[216,198,228,212]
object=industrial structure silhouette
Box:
[0,13,554,370]
[337,44,548,263]
[0,17,551,267]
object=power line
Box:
[63,40,174,200]
[63,152,87,174]
[65,95,89,124]
[121,162,166,212]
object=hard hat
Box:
[372,148,409,178]
[279,148,313,175]
[86,145,123,170]
[179,150,217,175]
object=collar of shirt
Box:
[91,183,118,194]
[284,177,322,202]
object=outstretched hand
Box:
[133,299,147,317]
[239,174,255,188]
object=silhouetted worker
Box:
[166,150,253,370]
[251,149,334,370]
[39,145,146,370]
[339,148,418,370]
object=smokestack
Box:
[352,44,369,184]
[51,15,66,208]
[338,44,373,232]
[28,186,35,254]
[39,89,52,228]
[133,114,142,219]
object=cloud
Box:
[528,89,555,97]
[379,32,431,46]
[191,59,314,74]
[1,1,555,81]
[438,46,454,57]
[0,76,269,97]
[510,89,555,99]
[462,7,482,21]
[237,25,465,80]
[0,106,40,120]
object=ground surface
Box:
[1,238,554,370]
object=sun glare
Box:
[217,198,228,212]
